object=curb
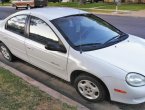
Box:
[0,61,89,110]
[91,11,145,18]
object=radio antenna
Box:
[79,30,82,54]
[78,3,83,54]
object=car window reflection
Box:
[29,17,59,45]
[6,15,27,35]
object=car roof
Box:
[15,7,88,20]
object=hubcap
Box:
[1,46,10,60]
[78,80,99,100]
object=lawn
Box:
[48,2,145,11]
[0,2,11,6]
[0,67,77,110]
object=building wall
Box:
[139,0,145,3]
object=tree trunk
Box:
[79,0,86,5]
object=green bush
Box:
[1,0,11,3]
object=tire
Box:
[0,43,13,62]
[27,5,31,10]
[74,74,106,102]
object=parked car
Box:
[0,7,145,104]
[12,0,48,10]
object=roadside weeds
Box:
[0,61,89,110]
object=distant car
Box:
[0,7,145,104]
[12,0,48,10]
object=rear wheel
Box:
[15,6,18,10]
[0,43,13,62]
[74,74,106,102]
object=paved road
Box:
[97,15,145,39]
[0,7,18,19]
[0,7,145,110]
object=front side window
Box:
[6,15,27,36]
[29,17,59,45]
[52,14,128,51]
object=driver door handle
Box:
[27,47,31,49]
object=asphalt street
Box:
[0,7,145,110]
[97,15,145,39]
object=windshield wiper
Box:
[103,35,121,45]
[76,43,102,47]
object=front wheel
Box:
[15,5,18,10]
[0,43,13,62]
[74,75,106,102]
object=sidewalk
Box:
[130,9,145,17]
[90,9,145,18]
[111,9,145,18]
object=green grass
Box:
[0,67,77,110]
[0,2,11,6]
[98,3,145,11]
[82,8,113,13]
[48,2,107,8]
[48,2,145,11]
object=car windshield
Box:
[52,14,128,50]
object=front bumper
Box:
[102,76,145,104]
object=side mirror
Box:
[45,41,66,53]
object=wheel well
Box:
[70,70,110,100]
[27,4,30,6]
[0,41,14,56]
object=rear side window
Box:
[6,15,27,36]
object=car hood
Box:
[0,20,3,24]
[85,35,145,75]
[0,20,3,26]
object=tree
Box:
[2,0,10,3]
[79,0,86,5]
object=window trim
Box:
[5,14,29,37]
[27,15,67,53]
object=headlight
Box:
[126,73,145,87]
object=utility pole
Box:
[115,0,121,13]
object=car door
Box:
[25,16,68,80]
[3,15,29,62]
